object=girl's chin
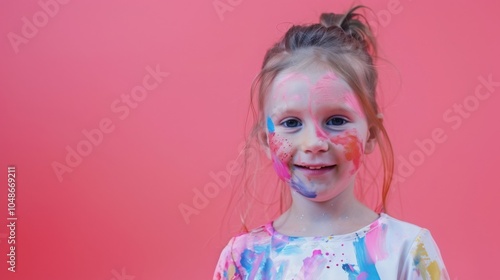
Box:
[307,191,346,202]
[289,179,354,202]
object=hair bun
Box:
[320,6,377,55]
[319,13,343,28]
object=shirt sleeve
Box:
[213,237,242,280]
[400,228,450,280]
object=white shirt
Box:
[214,213,449,279]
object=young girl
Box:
[214,5,449,279]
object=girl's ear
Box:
[364,125,378,154]
[259,129,272,159]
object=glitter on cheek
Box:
[329,130,364,174]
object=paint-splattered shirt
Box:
[213,213,449,279]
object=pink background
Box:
[1,0,499,279]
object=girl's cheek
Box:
[269,133,293,162]
[329,129,364,174]
[268,132,293,181]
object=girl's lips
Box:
[293,164,336,176]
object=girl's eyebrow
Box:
[270,104,361,119]
[269,107,305,118]
[311,95,365,117]
[325,103,362,115]
[316,105,362,119]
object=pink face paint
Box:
[309,95,329,142]
[344,93,365,119]
[311,72,352,103]
[308,71,364,142]
[310,72,343,140]
[271,154,292,181]
[269,133,292,162]
[330,129,364,174]
[273,72,309,102]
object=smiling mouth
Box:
[294,164,336,170]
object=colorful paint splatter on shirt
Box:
[213,213,449,279]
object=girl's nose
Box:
[300,124,329,153]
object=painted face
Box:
[264,67,372,201]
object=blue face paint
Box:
[290,174,317,198]
[267,116,275,133]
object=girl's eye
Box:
[326,117,348,126]
[281,119,302,128]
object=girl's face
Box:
[263,67,375,202]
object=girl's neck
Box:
[273,187,379,237]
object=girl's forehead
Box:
[265,68,364,118]
[269,68,353,98]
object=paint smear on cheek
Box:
[269,133,292,162]
[271,153,291,181]
[267,118,317,198]
[268,133,292,181]
[330,130,364,174]
[290,173,317,198]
